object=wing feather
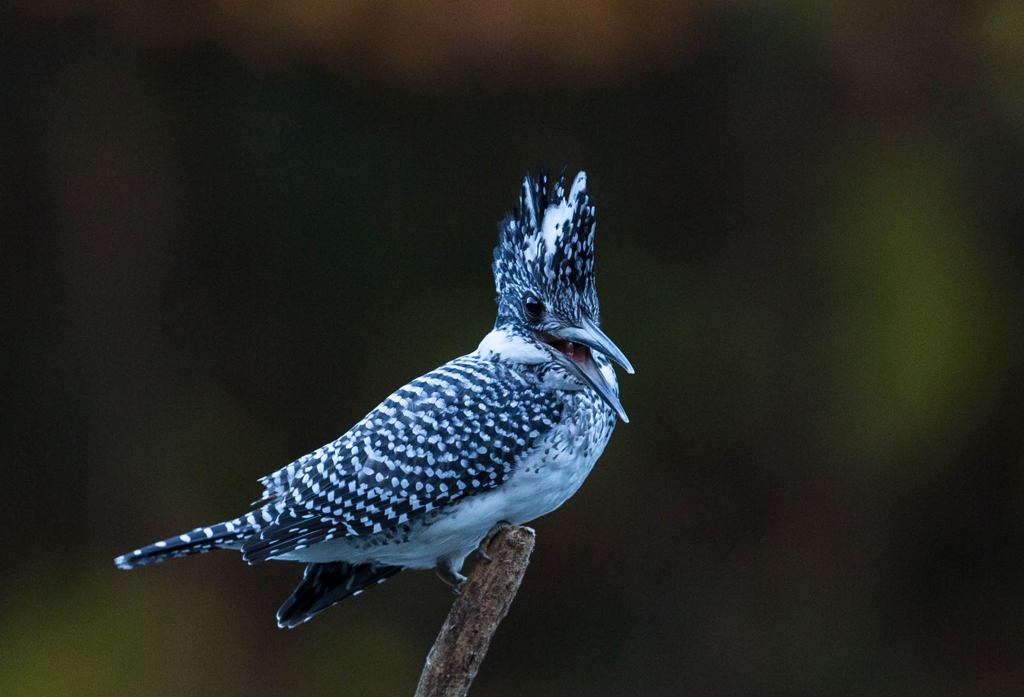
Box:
[242,355,560,563]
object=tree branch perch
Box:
[415,525,536,697]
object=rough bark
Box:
[414,525,536,697]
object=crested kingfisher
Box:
[115,169,634,627]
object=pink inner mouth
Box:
[547,339,592,366]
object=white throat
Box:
[476,327,549,365]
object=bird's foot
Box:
[476,520,513,562]
[435,557,467,594]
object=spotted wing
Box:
[241,355,561,563]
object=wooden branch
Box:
[415,525,536,697]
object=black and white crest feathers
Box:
[492,169,599,326]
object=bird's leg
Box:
[435,556,467,594]
[476,520,513,562]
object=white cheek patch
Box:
[476,328,550,365]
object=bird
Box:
[115,169,634,627]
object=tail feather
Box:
[114,518,250,570]
[276,561,402,628]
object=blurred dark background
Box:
[2,2,1023,695]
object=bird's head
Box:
[483,169,634,422]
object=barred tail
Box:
[114,518,250,570]
[276,561,403,628]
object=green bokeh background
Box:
[3,3,1023,695]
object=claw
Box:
[477,521,513,562]
[435,557,467,591]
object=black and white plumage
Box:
[115,169,634,627]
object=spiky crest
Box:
[492,169,599,328]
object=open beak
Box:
[543,317,633,423]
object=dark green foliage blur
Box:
[2,4,1023,696]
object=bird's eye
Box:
[523,294,544,320]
